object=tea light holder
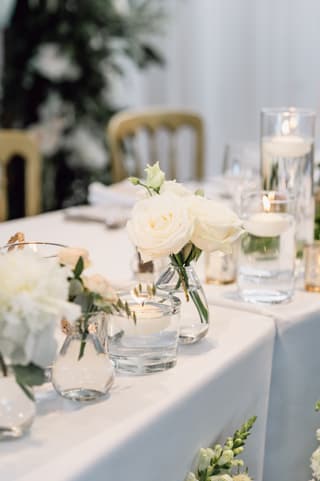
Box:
[304,242,320,292]
[205,249,237,285]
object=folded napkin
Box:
[88,180,138,208]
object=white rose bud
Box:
[127,192,194,262]
[58,247,91,269]
[145,162,165,190]
[217,449,234,466]
[189,196,243,253]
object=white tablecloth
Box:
[0,212,275,481]
[204,284,320,481]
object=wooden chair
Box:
[0,130,41,221]
[107,108,204,182]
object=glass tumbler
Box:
[237,190,296,303]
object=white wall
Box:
[121,0,320,175]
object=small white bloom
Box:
[83,274,118,302]
[160,180,193,197]
[316,429,320,441]
[32,43,81,82]
[311,447,320,480]
[189,196,243,253]
[145,162,165,190]
[233,474,252,481]
[217,449,234,466]
[197,448,213,472]
[185,473,199,481]
[58,247,91,270]
[209,475,233,481]
[127,192,194,262]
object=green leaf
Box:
[73,256,84,279]
[12,363,46,387]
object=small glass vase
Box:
[156,262,210,344]
[0,377,35,440]
[51,326,114,402]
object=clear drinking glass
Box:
[237,190,296,303]
[107,289,180,374]
[261,107,315,253]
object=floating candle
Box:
[113,303,171,336]
[262,135,312,158]
[244,212,292,237]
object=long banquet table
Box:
[1,210,320,481]
[0,211,275,481]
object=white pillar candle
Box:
[113,303,171,336]
[244,212,292,237]
[262,135,312,158]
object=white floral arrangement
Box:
[0,240,133,397]
[127,163,243,323]
[310,402,320,481]
[185,417,256,481]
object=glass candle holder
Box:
[304,242,320,292]
[261,107,315,251]
[107,289,180,375]
[205,249,237,285]
[237,190,296,303]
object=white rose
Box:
[145,162,165,190]
[83,274,118,302]
[127,193,194,262]
[189,196,243,253]
[160,180,193,197]
[58,247,91,269]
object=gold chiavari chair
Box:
[0,130,41,221]
[107,108,204,182]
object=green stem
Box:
[0,352,8,377]
[170,254,209,324]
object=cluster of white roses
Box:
[127,163,243,263]
[0,249,81,368]
[310,429,320,481]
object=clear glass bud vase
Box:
[156,263,210,344]
[51,327,114,402]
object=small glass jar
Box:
[304,242,320,292]
[107,289,180,375]
[51,320,114,402]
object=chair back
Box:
[107,109,204,182]
[0,130,41,221]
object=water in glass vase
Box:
[238,218,296,303]
[156,263,209,344]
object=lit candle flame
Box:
[262,194,271,212]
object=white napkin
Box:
[88,180,138,208]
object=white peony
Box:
[189,196,243,253]
[0,250,81,367]
[311,447,320,480]
[127,192,194,262]
[160,180,193,197]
